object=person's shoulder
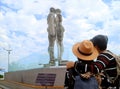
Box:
[99,51,113,59]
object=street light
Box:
[3,48,12,72]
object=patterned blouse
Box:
[74,52,117,78]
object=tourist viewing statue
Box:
[47,7,65,66]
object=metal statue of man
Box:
[47,7,56,65]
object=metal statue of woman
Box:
[55,8,65,64]
[47,7,56,65]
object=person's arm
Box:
[74,54,110,74]
[74,61,88,73]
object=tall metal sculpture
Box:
[47,7,65,66]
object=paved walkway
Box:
[0,80,64,89]
[0,84,10,89]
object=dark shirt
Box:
[74,52,117,78]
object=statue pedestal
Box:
[4,66,66,86]
[59,60,69,66]
[47,59,69,67]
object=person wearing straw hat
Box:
[66,34,118,89]
[64,40,99,89]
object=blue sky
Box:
[0,0,120,72]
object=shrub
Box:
[0,74,3,78]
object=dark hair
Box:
[90,35,108,51]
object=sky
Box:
[0,0,120,72]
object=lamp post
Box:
[3,48,12,72]
[7,49,12,72]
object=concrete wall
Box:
[4,66,66,86]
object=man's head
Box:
[50,7,55,12]
[90,35,108,51]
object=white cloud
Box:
[0,0,120,71]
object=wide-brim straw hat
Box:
[72,40,99,61]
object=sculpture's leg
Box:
[57,40,64,65]
[48,35,56,66]
[60,44,64,60]
[48,47,55,65]
[57,42,60,60]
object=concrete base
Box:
[4,66,66,86]
[59,60,68,66]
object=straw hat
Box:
[72,40,99,61]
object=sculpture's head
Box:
[50,7,55,12]
[56,9,61,14]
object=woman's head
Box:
[90,35,108,51]
[72,40,99,61]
